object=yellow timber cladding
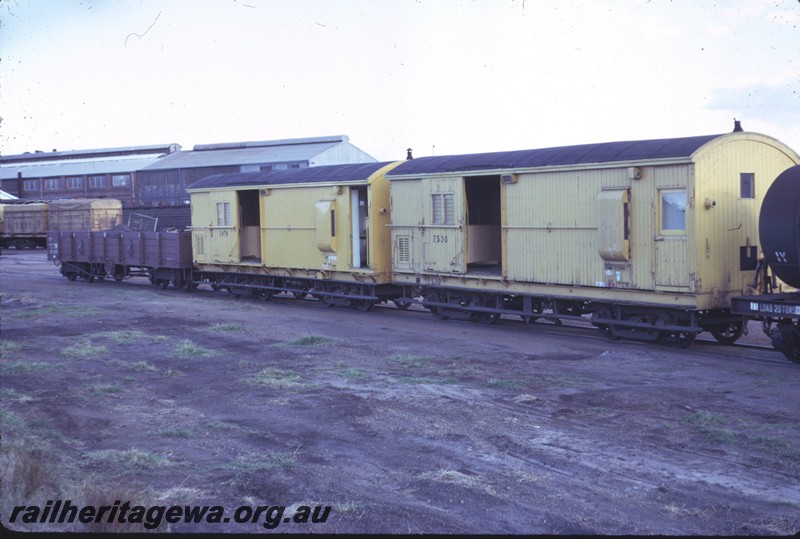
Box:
[388,132,799,310]
[187,162,400,283]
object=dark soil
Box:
[1,250,799,534]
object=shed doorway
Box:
[238,190,261,262]
[465,175,501,274]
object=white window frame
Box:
[431,193,455,225]
[23,179,40,191]
[44,178,61,190]
[216,202,231,226]
[89,175,106,188]
[659,189,687,235]
[66,177,83,189]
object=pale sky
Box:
[1,0,798,161]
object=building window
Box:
[740,173,755,199]
[23,180,40,191]
[89,175,106,188]
[66,177,83,189]
[431,193,455,225]
[216,202,231,226]
[660,189,686,233]
[44,179,61,190]
[112,174,131,187]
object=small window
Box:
[23,180,40,191]
[89,175,106,188]
[44,179,60,190]
[216,202,231,226]
[112,174,130,187]
[740,173,755,199]
[432,193,455,225]
[66,177,83,189]
[660,190,686,233]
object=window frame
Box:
[44,178,61,190]
[740,172,755,199]
[658,188,687,236]
[431,192,455,226]
[66,177,83,190]
[216,202,231,227]
[112,174,131,187]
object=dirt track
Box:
[1,250,799,534]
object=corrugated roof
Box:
[188,162,395,190]
[0,154,168,180]
[387,134,723,177]
[0,144,179,164]
[144,138,348,170]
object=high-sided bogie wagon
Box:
[47,229,193,288]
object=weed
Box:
[151,428,194,439]
[251,367,302,388]
[286,335,338,346]
[86,448,175,469]
[0,388,35,403]
[390,354,431,368]
[92,330,149,345]
[170,339,218,358]
[487,378,521,390]
[231,450,297,471]
[1,361,51,374]
[208,323,246,332]
[131,361,158,372]
[89,383,124,397]
[62,340,108,360]
[0,339,22,357]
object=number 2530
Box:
[432,234,449,243]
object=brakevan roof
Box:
[187,162,396,190]
[387,134,724,177]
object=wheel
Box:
[709,320,745,345]
[292,291,308,300]
[659,330,697,348]
[424,294,449,320]
[591,307,617,339]
[472,312,500,324]
[353,299,374,312]
[253,289,273,301]
[211,283,222,292]
[393,299,412,310]
[157,279,169,290]
[66,272,77,281]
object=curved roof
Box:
[387,134,724,177]
[188,161,396,190]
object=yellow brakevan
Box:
[386,129,800,345]
[187,161,406,309]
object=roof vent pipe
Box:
[733,119,743,132]
[406,148,414,160]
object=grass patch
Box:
[86,448,175,469]
[208,323,246,332]
[151,428,194,439]
[390,354,431,368]
[62,340,108,360]
[88,383,124,397]
[286,335,335,346]
[0,388,36,403]
[0,340,22,357]
[1,361,51,374]
[251,367,302,388]
[752,436,800,463]
[231,450,297,471]
[92,330,149,345]
[130,361,158,372]
[679,411,736,444]
[487,378,521,390]
[170,340,219,359]
[420,469,495,495]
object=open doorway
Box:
[465,175,501,274]
[351,186,369,268]
[238,190,261,262]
